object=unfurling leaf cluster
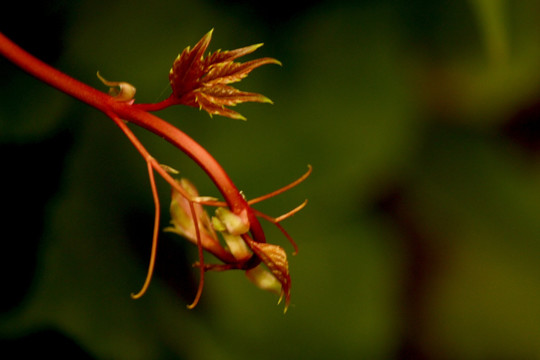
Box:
[169,29,281,120]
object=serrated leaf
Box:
[203,58,281,86]
[245,240,291,311]
[199,84,272,106]
[169,30,212,97]
[204,43,263,66]
[168,30,280,120]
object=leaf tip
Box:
[271,58,283,67]
[233,113,247,121]
[250,43,265,52]
[261,96,274,104]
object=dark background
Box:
[1,0,540,359]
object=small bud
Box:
[97,72,136,102]
[245,264,281,295]
[214,207,250,235]
[222,233,251,261]
[160,164,179,174]
[166,178,213,243]
[211,216,226,232]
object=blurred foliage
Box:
[1,0,540,359]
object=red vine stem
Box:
[0,32,266,245]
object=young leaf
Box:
[169,30,281,120]
[245,239,291,311]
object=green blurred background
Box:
[1,0,540,359]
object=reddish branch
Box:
[0,33,259,231]
[0,31,308,311]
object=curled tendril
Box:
[97,71,136,103]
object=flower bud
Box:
[166,178,212,243]
[221,232,251,261]
[214,207,250,235]
[245,264,281,295]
